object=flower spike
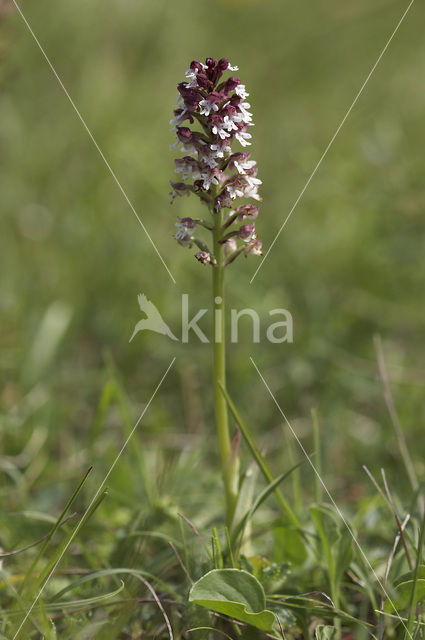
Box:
[170,57,262,263]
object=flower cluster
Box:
[170,57,262,266]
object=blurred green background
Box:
[1,0,425,528]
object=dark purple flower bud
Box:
[176,126,192,142]
[208,114,222,127]
[170,181,191,193]
[190,60,204,73]
[214,59,229,84]
[195,250,211,265]
[177,83,200,111]
[224,77,240,94]
[175,128,207,152]
[236,204,259,220]
[238,224,255,240]
[229,94,242,107]
[205,57,225,85]
[178,155,197,165]
[185,95,201,111]
[177,82,188,95]
[209,91,224,105]
[195,73,211,89]
[179,216,196,228]
[170,181,192,203]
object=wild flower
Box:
[170,57,262,266]
[169,58,264,528]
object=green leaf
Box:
[232,464,301,546]
[4,582,125,616]
[309,505,352,591]
[188,569,276,632]
[315,624,339,639]
[231,463,258,540]
[384,579,425,612]
[333,529,353,586]
[273,526,308,566]
[394,564,425,587]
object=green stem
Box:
[212,210,239,528]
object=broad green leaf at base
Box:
[188,569,276,632]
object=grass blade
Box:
[218,383,300,528]
[20,466,93,595]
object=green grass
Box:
[1,0,425,637]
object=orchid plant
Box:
[170,57,262,528]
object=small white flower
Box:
[184,62,208,88]
[175,160,201,180]
[251,245,262,256]
[238,102,253,123]
[170,108,188,127]
[184,69,198,88]
[174,222,193,247]
[223,115,238,133]
[212,122,231,139]
[200,170,220,190]
[210,143,231,158]
[246,175,262,188]
[235,131,252,147]
[234,159,256,174]
[235,84,249,99]
[199,99,219,117]
[244,233,263,256]
[200,150,218,169]
[243,184,261,200]
[228,63,239,71]
[226,184,245,200]
[175,221,189,236]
